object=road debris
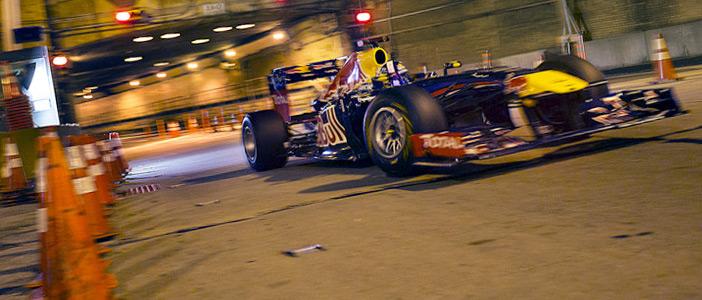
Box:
[128,184,162,195]
[283,244,326,257]
[195,199,220,207]
[169,184,186,188]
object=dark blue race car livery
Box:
[242,38,682,176]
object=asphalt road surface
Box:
[1,67,701,299]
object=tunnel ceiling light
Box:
[156,72,167,78]
[83,94,94,99]
[153,61,170,67]
[236,24,255,30]
[133,36,153,42]
[220,62,236,69]
[191,38,210,44]
[124,56,143,62]
[213,26,233,32]
[187,62,198,69]
[161,33,181,39]
[224,50,236,57]
[272,31,285,40]
[129,80,140,86]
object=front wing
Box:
[410,88,682,165]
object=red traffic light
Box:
[355,11,372,23]
[52,55,68,67]
[115,11,132,22]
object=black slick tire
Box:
[537,54,610,101]
[363,85,448,177]
[241,110,289,171]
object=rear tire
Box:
[241,110,289,171]
[364,86,448,177]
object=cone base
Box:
[28,286,43,300]
[651,77,684,85]
[24,273,43,288]
[95,231,120,242]
[98,245,112,254]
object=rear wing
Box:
[267,58,345,121]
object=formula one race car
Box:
[242,37,682,176]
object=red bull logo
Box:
[316,107,347,147]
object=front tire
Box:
[364,86,448,176]
[241,110,289,171]
[537,54,610,102]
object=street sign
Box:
[202,2,226,16]
[13,27,44,43]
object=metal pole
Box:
[44,0,77,124]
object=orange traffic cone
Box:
[83,135,118,205]
[651,33,681,83]
[167,121,181,137]
[45,138,115,299]
[482,50,492,69]
[109,132,130,175]
[1,136,28,191]
[201,110,211,132]
[26,129,67,299]
[188,115,199,134]
[26,137,49,294]
[97,139,121,185]
[574,34,587,60]
[157,120,167,137]
[66,137,119,241]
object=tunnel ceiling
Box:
[63,1,350,96]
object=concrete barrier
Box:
[498,19,702,72]
[586,32,649,69]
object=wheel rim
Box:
[242,125,257,162]
[370,106,407,159]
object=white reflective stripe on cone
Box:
[35,158,48,193]
[82,144,100,160]
[651,51,671,61]
[37,208,48,233]
[103,153,116,162]
[72,177,97,195]
[5,143,19,156]
[88,163,106,176]
[65,146,87,170]
[9,158,23,168]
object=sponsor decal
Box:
[411,132,465,158]
[273,93,288,105]
[411,130,526,159]
[316,106,348,147]
[418,134,463,150]
[320,53,371,103]
[431,84,466,97]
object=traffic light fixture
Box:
[355,11,372,24]
[115,9,150,24]
[52,55,68,68]
[352,10,374,42]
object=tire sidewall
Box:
[241,110,288,171]
[363,86,447,176]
